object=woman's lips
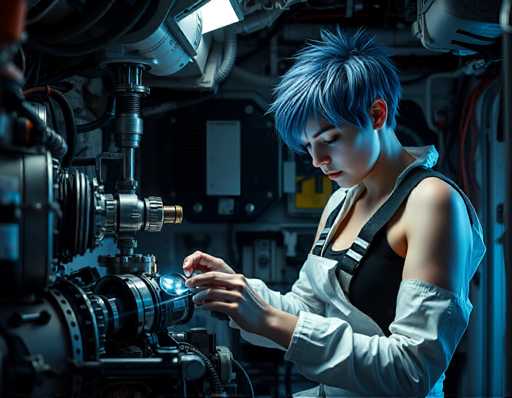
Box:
[326,171,343,180]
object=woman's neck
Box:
[359,129,415,207]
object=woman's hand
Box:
[185,270,273,336]
[182,250,235,276]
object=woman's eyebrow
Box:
[302,124,335,146]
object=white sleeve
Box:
[230,187,348,349]
[229,268,326,349]
[284,279,472,396]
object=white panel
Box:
[206,120,241,196]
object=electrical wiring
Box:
[458,81,479,193]
[23,85,77,167]
[232,359,255,398]
[77,97,115,134]
[458,77,496,200]
[468,80,500,208]
[16,46,26,74]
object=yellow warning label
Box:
[295,176,333,209]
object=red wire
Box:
[459,86,478,193]
[457,83,478,192]
[459,77,495,199]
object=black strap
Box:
[311,166,470,268]
[337,167,448,274]
[312,198,346,256]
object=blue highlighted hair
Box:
[268,27,401,153]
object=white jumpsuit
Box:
[230,145,486,397]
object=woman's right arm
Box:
[251,188,348,315]
[181,189,346,347]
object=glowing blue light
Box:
[159,273,190,296]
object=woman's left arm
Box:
[401,177,472,293]
[274,178,474,395]
[188,178,477,395]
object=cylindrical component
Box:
[94,273,194,339]
[117,235,137,257]
[110,62,149,200]
[180,354,206,381]
[145,196,164,232]
[8,310,51,326]
[104,194,117,234]
[0,173,20,266]
[164,205,183,224]
[115,114,143,147]
[0,293,80,397]
[98,254,156,275]
[56,168,98,262]
[123,147,135,182]
[118,94,141,114]
[0,152,53,296]
[117,193,144,232]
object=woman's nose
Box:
[311,148,331,168]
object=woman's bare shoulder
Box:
[402,176,471,291]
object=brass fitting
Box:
[163,205,183,224]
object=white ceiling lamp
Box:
[192,0,244,34]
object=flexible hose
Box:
[24,86,76,167]
[232,359,255,398]
[183,343,225,395]
[44,126,68,159]
[167,335,226,396]
[18,101,68,159]
[214,29,238,86]
[236,10,282,35]
[77,96,115,133]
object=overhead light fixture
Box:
[196,0,244,33]
[175,0,244,35]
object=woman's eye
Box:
[323,136,338,144]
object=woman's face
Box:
[302,118,381,188]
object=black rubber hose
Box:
[232,359,255,398]
[167,336,226,396]
[28,1,151,57]
[44,126,68,159]
[77,96,115,134]
[24,86,77,167]
[17,102,68,159]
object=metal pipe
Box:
[123,147,135,183]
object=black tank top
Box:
[324,227,405,336]
[312,167,468,337]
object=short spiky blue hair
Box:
[268,27,401,153]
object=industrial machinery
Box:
[0,1,251,397]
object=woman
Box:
[182,28,486,397]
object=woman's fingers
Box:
[182,251,227,276]
[197,301,236,316]
[186,271,244,291]
[192,287,242,305]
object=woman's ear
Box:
[370,99,388,129]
